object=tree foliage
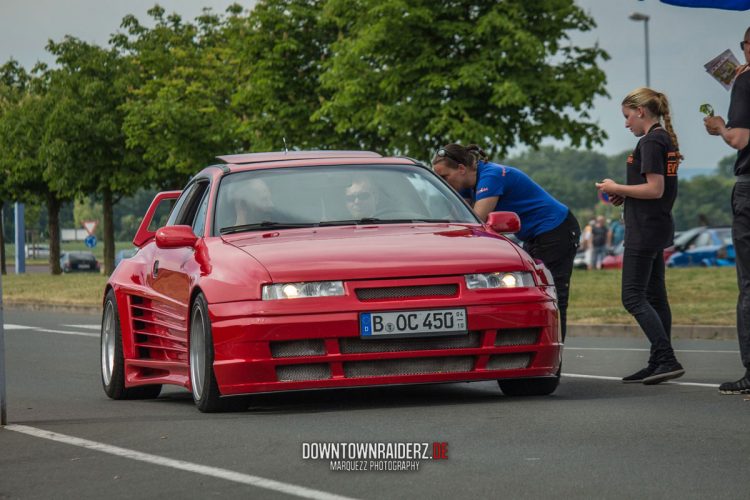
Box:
[115,6,243,186]
[231,0,338,151]
[316,0,609,157]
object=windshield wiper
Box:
[318,218,455,226]
[220,221,319,235]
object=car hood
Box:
[222,224,527,282]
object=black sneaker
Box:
[642,362,684,385]
[718,376,750,394]
[622,365,656,383]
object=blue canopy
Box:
[660,0,750,10]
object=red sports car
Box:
[101,151,561,412]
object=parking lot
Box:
[1,308,748,499]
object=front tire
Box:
[190,293,246,412]
[101,289,162,399]
[498,376,560,396]
[498,367,561,396]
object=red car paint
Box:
[103,151,561,408]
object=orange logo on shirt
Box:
[627,154,634,165]
[666,152,679,176]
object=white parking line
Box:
[567,347,739,354]
[6,425,357,500]
[563,373,720,388]
[3,324,98,338]
[62,324,101,330]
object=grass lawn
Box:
[568,267,738,325]
[0,266,740,325]
[1,272,108,307]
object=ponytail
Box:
[622,87,683,161]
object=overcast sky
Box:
[1,0,748,171]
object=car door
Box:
[149,179,211,309]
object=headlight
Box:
[262,281,345,300]
[464,272,536,289]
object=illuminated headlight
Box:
[464,272,536,289]
[262,281,345,300]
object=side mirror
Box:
[155,225,198,249]
[487,211,521,234]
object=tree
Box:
[0,64,71,274]
[43,37,145,274]
[673,176,733,229]
[316,0,609,157]
[0,60,32,274]
[230,0,339,151]
[717,153,735,178]
[115,6,243,187]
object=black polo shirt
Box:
[728,70,750,175]
[623,124,679,251]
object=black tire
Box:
[101,289,162,399]
[189,293,247,412]
[498,367,560,396]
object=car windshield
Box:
[715,228,732,245]
[673,226,706,247]
[214,165,478,235]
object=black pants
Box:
[621,247,675,365]
[525,211,581,341]
[731,182,750,373]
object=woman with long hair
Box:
[597,87,684,385]
[432,144,581,341]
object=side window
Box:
[166,183,200,227]
[172,180,210,227]
[192,190,210,237]
[692,233,711,248]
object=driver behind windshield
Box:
[345,177,379,219]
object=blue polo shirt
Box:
[468,161,569,242]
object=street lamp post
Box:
[629,12,651,87]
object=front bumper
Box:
[208,290,560,396]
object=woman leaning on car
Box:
[432,144,581,341]
[596,87,684,386]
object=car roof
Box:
[215,150,420,173]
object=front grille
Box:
[355,284,458,301]
[486,354,532,370]
[344,356,474,378]
[494,328,540,346]
[271,339,326,358]
[276,364,331,382]
[340,332,480,354]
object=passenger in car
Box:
[233,178,275,225]
[432,143,581,341]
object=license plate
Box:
[77,264,90,270]
[360,308,467,338]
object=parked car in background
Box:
[114,248,137,267]
[601,241,624,270]
[600,226,729,270]
[667,227,733,267]
[574,250,589,269]
[25,243,50,259]
[101,150,562,412]
[61,251,100,273]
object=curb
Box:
[568,323,736,341]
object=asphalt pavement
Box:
[1,308,749,499]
